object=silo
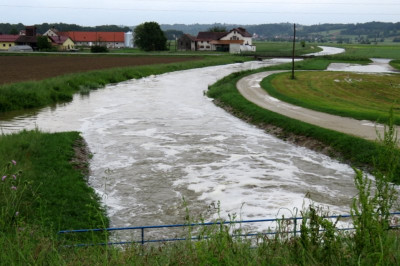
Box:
[124,32,134,48]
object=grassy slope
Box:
[262,71,400,124]
[0,130,107,232]
[390,59,400,70]
[207,58,400,183]
[0,55,249,113]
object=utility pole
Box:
[291,23,296,80]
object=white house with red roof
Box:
[179,27,255,53]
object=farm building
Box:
[48,35,75,51]
[59,31,125,48]
[15,26,39,50]
[0,34,19,50]
[178,27,256,53]
[177,34,196,51]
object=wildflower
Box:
[12,160,16,165]
[1,175,6,181]
[15,211,19,217]
[11,186,17,190]
[13,175,16,180]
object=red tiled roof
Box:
[49,35,72,45]
[59,32,124,42]
[0,35,19,42]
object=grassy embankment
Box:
[207,57,400,183]
[0,55,250,113]
[390,59,400,70]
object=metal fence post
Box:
[293,218,297,237]
[141,228,144,245]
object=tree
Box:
[9,28,18,35]
[37,36,52,50]
[207,26,227,32]
[134,22,167,51]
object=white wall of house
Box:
[220,31,253,45]
[197,40,214,51]
[75,41,124,48]
[43,29,58,37]
[229,44,241,54]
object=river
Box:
[0,58,359,236]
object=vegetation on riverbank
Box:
[0,123,399,264]
[390,59,400,70]
[0,130,107,232]
[0,55,249,113]
[262,71,400,125]
[207,59,400,183]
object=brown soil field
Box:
[0,55,200,85]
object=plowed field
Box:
[0,55,200,85]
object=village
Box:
[0,25,256,53]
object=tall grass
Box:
[0,130,108,232]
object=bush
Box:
[90,45,109,53]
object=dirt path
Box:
[237,70,400,142]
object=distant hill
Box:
[0,23,131,35]
[1,22,399,43]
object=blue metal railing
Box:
[58,212,400,247]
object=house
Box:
[178,27,256,53]
[43,27,60,37]
[48,35,75,51]
[59,31,125,48]
[177,34,196,51]
[0,34,19,50]
[15,26,39,50]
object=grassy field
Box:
[250,41,322,56]
[331,43,400,59]
[262,71,400,124]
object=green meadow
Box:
[262,71,400,124]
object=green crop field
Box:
[262,71,400,124]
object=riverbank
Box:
[0,55,249,113]
[0,130,107,232]
[207,58,400,183]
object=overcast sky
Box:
[1,0,399,26]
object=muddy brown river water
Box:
[2,53,393,238]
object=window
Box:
[206,46,210,49]
[9,44,11,47]
[2,44,5,47]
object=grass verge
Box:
[0,130,107,233]
[0,55,249,113]
[207,59,400,184]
